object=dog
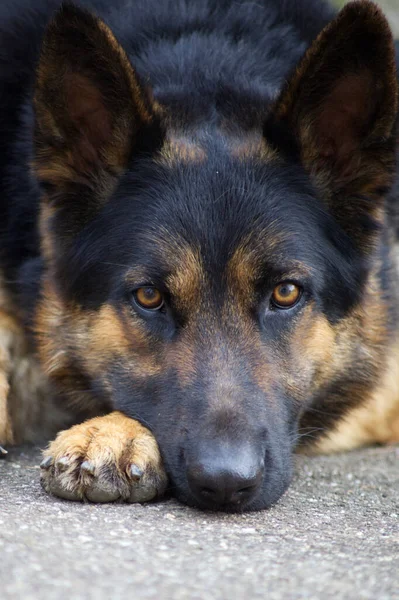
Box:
[0,0,398,512]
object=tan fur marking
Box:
[0,309,30,445]
[228,236,311,308]
[34,151,78,187]
[89,305,135,355]
[0,319,13,445]
[0,272,66,446]
[167,333,197,388]
[227,244,262,305]
[160,137,207,165]
[313,339,399,453]
[38,201,57,264]
[300,257,396,453]
[35,279,69,376]
[294,308,336,389]
[302,315,335,362]
[230,136,277,161]
[87,304,162,378]
[166,246,205,313]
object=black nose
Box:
[186,447,264,509]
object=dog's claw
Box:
[40,456,53,469]
[56,457,70,471]
[0,445,7,457]
[81,460,95,475]
[40,413,167,503]
[130,464,144,481]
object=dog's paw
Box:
[40,411,167,503]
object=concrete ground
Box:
[1,444,398,599]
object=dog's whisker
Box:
[303,406,342,417]
[292,427,328,443]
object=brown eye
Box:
[134,287,164,311]
[271,282,301,309]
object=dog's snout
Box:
[186,445,264,509]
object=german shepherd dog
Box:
[0,0,399,512]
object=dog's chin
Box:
[169,472,292,513]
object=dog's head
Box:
[33,2,398,511]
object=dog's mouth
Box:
[174,489,262,513]
[169,471,290,513]
[162,444,293,512]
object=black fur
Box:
[0,0,335,284]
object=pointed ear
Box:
[265,1,398,247]
[34,3,161,196]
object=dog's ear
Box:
[34,3,161,199]
[265,1,398,248]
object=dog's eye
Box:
[271,282,301,309]
[133,287,164,311]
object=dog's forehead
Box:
[118,142,326,305]
[139,223,302,305]
[139,149,308,248]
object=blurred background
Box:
[335,0,399,35]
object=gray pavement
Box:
[1,444,398,599]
